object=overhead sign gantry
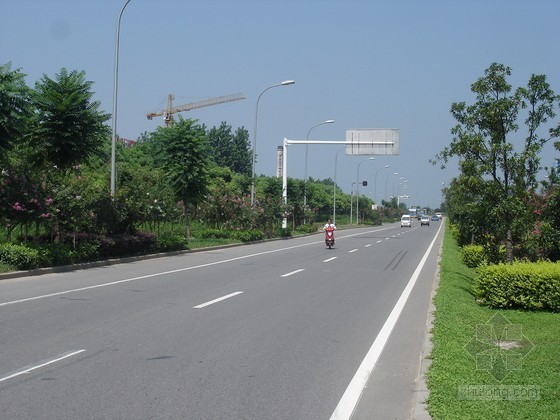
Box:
[280,129,400,228]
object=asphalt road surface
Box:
[0,221,443,419]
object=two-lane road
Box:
[0,221,443,419]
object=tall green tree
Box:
[0,62,30,162]
[207,122,251,176]
[434,63,559,262]
[152,117,209,239]
[27,68,110,170]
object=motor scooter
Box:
[325,227,335,249]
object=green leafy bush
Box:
[234,229,264,242]
[460,244,486,268]
[155,234,188,252]
[34,242,101,266]
[0,243,41,270]
[475,261,560,311]
[277,228,292,238]
[295,224,319,234]
[37,243,74,266]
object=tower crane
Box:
[146,92,245,127]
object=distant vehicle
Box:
[435,212,442,219]
[420,215,430,226]
[431,215,439,221]
[401,214,412,227]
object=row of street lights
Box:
[110,1,405,220]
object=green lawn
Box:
[427,223,560,419]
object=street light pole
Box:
[385,172,398,203]
[374,165,390,204]
[356,157,374,224]
[111,0,132,196]
[397,180,407,207]
[392,176,404,198]
[250,80,295,207]
[304,119,334,210]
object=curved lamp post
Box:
[304,119,334,209]
[397,180,408,207]
[111,0,133,196]
[392,176,404,197]
[385,172,399,203]
[250,80,295,207]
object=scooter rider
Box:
[323,218,336,231]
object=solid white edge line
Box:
[0,349,86,383]
[193,291,243,309]
[281,269,305,277]
[329,222,442,420]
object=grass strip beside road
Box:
[427,224,560,419]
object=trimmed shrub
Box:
[234,229,264,242]
[155,234,188,252]
[95,232,157,258]
[460,244,486,268]
[474,261,560,311]
[37,243,74,266]
[0,243,41,270]
[295,224,319,234]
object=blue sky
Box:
[2,0,559,209]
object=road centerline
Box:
[0,349,86,383]
[193,291,243,309]
[281,269,305,277]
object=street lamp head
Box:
[384,165,390,168]
[325,119,335,124]
[281,80,295,86]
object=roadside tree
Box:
[207,122,252,176]
[27,68,110,170]
[151,117,209,240]
[0,62,30,164]
[433,63,559,262]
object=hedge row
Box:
[0,233,187,271]
[193,228,265,242]
[475,261,560,311]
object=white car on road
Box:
[401,214,412,227]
